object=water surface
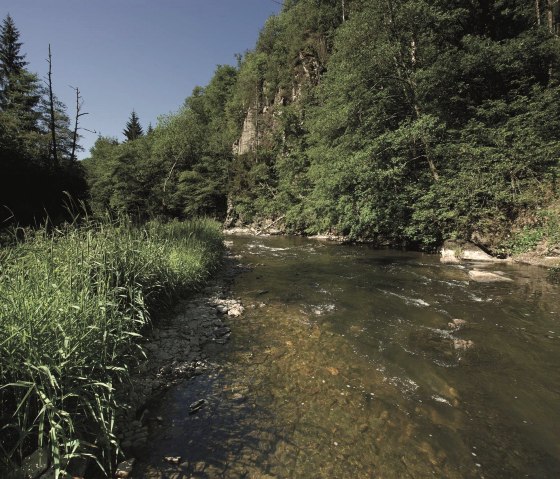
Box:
[137,236,560,478]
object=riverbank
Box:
[0,218,225,478]
[113,248,246,478]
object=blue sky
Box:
[2,0,281,158]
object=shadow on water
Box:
[136,236,560,478]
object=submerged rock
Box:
[468,270,513,283]
[448,319,467,330]
[453,339,474,350]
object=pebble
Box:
[115,458,135,478]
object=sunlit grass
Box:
[0,217,223,477]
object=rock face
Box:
[234,106,259,155]
[440,240,499,263]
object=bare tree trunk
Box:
[547,0,554,32]
[47,44,58,168]
[536,0,541,25]
[70,86,88,161]
[342,0,346,22]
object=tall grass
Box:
[0,217,223,477]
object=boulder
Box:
[440,240,499,263]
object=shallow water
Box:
[136,236,560,478]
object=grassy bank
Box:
[0,218,223,477]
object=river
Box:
[135,235,560,478]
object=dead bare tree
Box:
[47,44,58,168]
[70,86,89,161]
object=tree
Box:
[0,14,27,94]
[0,16,86,226]
[123,110,143,141]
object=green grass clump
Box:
[0,217,223,477]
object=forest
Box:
[83,0,560,254]
[2,1,560,253]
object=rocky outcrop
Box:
[233,106,259,156]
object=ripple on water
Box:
[135,236,560,479]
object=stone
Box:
[228,304,244,317]
[163,456,182,464]
[453,339,474,350]
[468,270,513,282]
[115,458,135,478]
[441,240,500,263]
[448,319,467,329]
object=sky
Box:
[2,0,282,158]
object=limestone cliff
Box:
[233,49,323,157]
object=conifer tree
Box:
[123,110,144,141]
[0,15,27,83]
[0,14,39,115]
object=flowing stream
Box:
[136,235,560,478]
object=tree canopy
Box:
[76,1,560,251]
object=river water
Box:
[136,235,560,478]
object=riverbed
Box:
[135,235,560,478]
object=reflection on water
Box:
[136,236,560,478]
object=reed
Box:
[0,217,223,477]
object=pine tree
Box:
[0,14,40,126]
[0,14,27,82]
[123,110,144,141]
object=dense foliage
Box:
[83,0,560,251]
[0,15,86,227]
[84,65,238,221]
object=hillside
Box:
[85,0,560,254]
